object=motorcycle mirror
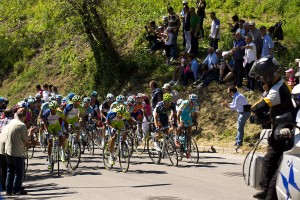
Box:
[275,112,293,124]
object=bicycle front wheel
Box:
[146,136,162,164]
[27,146,34,159]
[189,138,199,164]
[119,142,130,173]
[69,141,81,170]
[87,130,94,156]
[165,139,178,167]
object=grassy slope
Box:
[0,0,299,147]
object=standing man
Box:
[209,12,220,50]
[180,0,188,47]
[189,7,200,55]
[248,22,262,58]
[221,86,250,149]
[196,0,206,38]
[260,26,274,57]
[162,83,180,104]
[231,32,246,88]
[3,108,35,195]
[0,109,13,192]
[167,6,181,60]
[149,80,163,114]
[243,35,257,91]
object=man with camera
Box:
[249,56,296,200]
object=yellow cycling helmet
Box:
[163,93,172,102]
[116,105,126,115]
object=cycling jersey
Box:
[106,110,125,134]
[131,103,144,121]
[100,101,111,116]
[42,108,64,136]
[154,101,176,127]
[178,100,199,127]
[110,101,128,111]
[41,102,49,113]
[82,105,94,116]
[91,100,100,117]
[64,103,83,127]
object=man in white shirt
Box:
[221,86,250,150]
[209,12,220,50]
[243,36,257,91]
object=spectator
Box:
[228,14,239,33]
[189,53,200,81]
[149,80,163,111]
[243,22,250,37]
[145,21,159,47]
[42,84,50,102]
[162,83,180,104]
[48,84,53,96]
[260,26,274,57]
[181,58,195,86]
[243,35,257,91]
[209,12,220,50]
[196,0,206,38]
[236,20,245,36]
[167,6,181,60]
[163,27,174,65]
[183,6,191,53]
[189,7,200,55]
[169,51,188,85]
[219,55,235,84]
[3,108,35,195]
[0,98,6,113]
[0,109,13,191]
[231,32,246,87]
[35,84,43,98]
[180,0,188,46]
[285,68,297,89]
[221,86,251,150]
[248,22,262,58]
[200,47,218,80]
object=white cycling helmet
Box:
[189,94,198,102]
[106,93,115,101]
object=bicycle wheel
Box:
[189,138,199,164]
[23,151,28,180]
[126,133,134,157]
[146,136,162,164]
[80,131,86,154]
[103,142,113,170]
[165,138,178,167]
[119,142,130,173]
[87,130,94,155]
[138,132,149,155]
[27,146,34,159]
[69,141,81,170]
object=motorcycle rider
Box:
[249,56,296,200]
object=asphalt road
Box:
[1,146,257,200]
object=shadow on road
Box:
[128,169,167,174]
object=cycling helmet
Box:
[106,93,115,101]
[116,95,125,102]
[0,97,4,103]
[189,94,198,102]
[49,101,58,109]
[249,56,280,84]
[291,84,300,108]
[72,95,81,102]
[28,98,35,104]
[49,96,56,101]
[127,95,136,104]
[136,93,143,99]
[177,99,183,106]
[35,93,42,99]
[116,105,126,115]
[62,97,68,103]
[83,97,91,103]
[56,95,62,100]
[91,91,97,97]
[68,92,75,100]
[163,93,172,102]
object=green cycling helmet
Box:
[72,95,81,102]
[49,101,58,109]
[116,105,126,115]
[163,93,172,102]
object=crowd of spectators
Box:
[144,1,296,92]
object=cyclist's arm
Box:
[153,108,159,128]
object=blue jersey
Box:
[83,105,94,116]
[106,110,124,122]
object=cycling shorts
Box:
[48,123,63,139]
[109,120,125,136]
[180,113,194,127]
[67,117,80,128]
[158,114,169,128]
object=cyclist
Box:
[55,94,63,105]
[42,101,66,169]
[153,93,177,150]
[110,95,127,111]
[106,105,128,165]
[81,97,95,128]
[176,94,199,153]
[90,91,100,118]
[63,95,84,142]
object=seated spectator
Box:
[228,14,239,33]
[285,68,297,89]
[180,55,196,86]
[199,47,218,80]
[145,21,160,46]
[189,53,199,81]
[219,58,234,84]
[169,51,188,85]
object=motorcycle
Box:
[243,112,300,199]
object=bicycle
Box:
[177,126,199,163]
[65,126,81,170]
[39,129,49,154]
[103,129,130,173]
[147,127,178,166]
[94,122,106,150]
[49,134,61,176]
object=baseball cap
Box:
[285,68,294,73]
[162,83,171,90]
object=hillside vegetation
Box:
[0,0,299,147]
